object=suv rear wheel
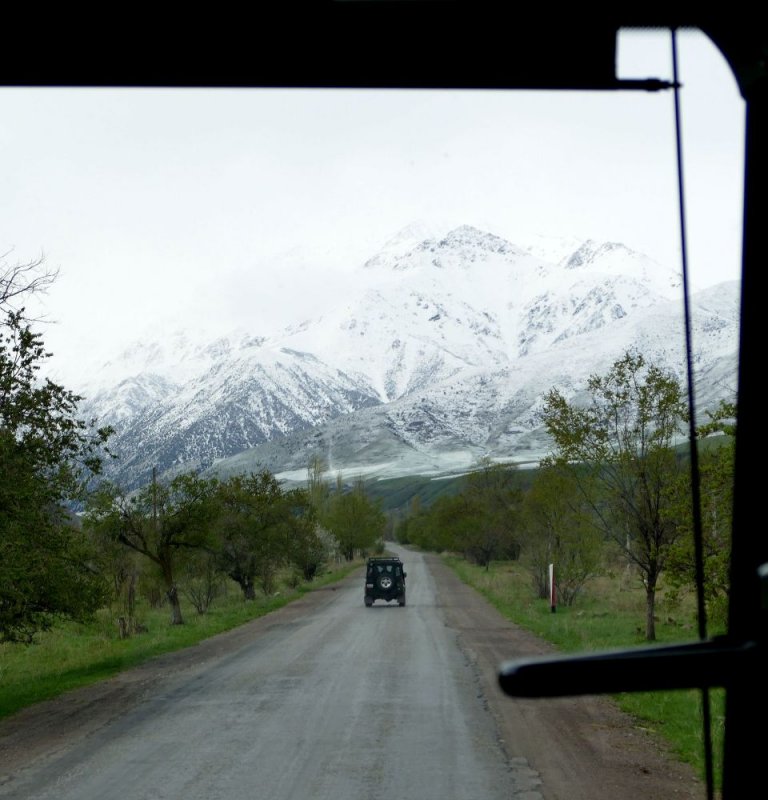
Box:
[363,556,407,608]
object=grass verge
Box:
[442,555,725,790]
[0,559,362,721]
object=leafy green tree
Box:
[212,471,320,597]
[393,512,412,546]
[541,349,688,640]
[87,523,143,636]
[665,400,736,628]
[306,456,330,517]
[521,463,603,605]
[284,487,326,581]
[179,549,223,615]
[301,458,339,572]
[1,310,112,643]
[213,471,284,599]
[393,496,423,545]
[405,492,472,553]
[324,477,385,560]
[85,472,219,625]
[460,460,523,569]
[396,465,521,566]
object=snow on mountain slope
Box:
[210,278,738,486]
[74,225,739,489]
[90,340,381,488]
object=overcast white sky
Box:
[1,29,745,383]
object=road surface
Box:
[0,545,703,799]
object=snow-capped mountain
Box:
[74,224,739,489]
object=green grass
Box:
[364,467,541,515]
[0,559,362,720]
[363,473,467,512]
[442,555,725,790]
[1,552,724,790]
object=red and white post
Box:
[549,563,556,613]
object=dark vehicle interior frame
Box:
[4,4,765,798]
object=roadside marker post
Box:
[549,563,556,613]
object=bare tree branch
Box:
[0,250,60,320]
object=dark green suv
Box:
[364,557,407,607]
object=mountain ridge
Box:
[73,225,739,490]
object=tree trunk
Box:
[126,572,137,631]
[644,582,656,641]
[160,556,184,625]
[167,584,184,625]
[259,568,276,596]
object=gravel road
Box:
[0,545,704,799]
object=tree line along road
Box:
[0,545,703,800]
